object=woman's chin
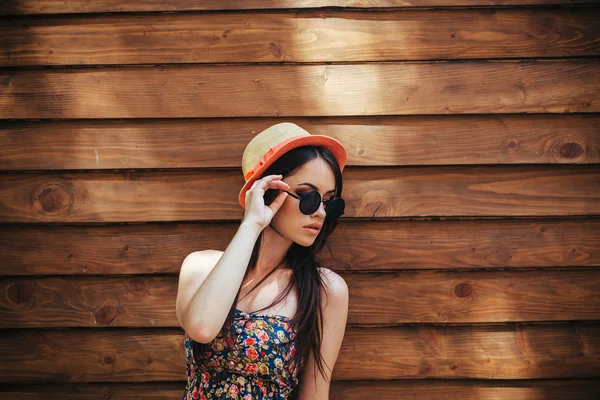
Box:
[296,234,318,247]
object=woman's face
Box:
[270,157,337,247]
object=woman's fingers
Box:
[254,174,282,189]
[251,175,289,193]
[242,174,291,228]
[249,179,260,191]
[249,174,278,190]
[268,190,289,214]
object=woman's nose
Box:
[313,200,327,217]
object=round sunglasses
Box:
[283,189,345,218]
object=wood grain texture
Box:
[0,0,599,394]
[0,378,600,400]
[1,0,599,15]
[332,379,600,400]
[1,114,599,171]
[1,61,598,118]
[1,218,598,276]
[0,166,598,223]
[2,270,599,327]
[2,8,599,66]
[0,323,598,381]
[1,380,599,399]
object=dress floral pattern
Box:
[183,308,302,399]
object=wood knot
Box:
[103,355,114,365]
[417,363,431,375]
[451,364,459,370]
[34,182,76,217]
[558,142,583,159]
[268,41,282,58]
[94,304,118,325]
[550,137,586,162]
[38,187,67,212]
[454,282,472,298]
[7,282,35,304]
[504,137,519,153]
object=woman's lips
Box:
[303,226,320,235]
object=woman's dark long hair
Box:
[192,145,344,396]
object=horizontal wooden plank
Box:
[2,115,599,171]
[1,0,599,15]
[0,166,598,223]
[1,379,600,400]
[334,379,600,399]
[336,323,600,380]
[1,218,599,276]
[3,8,599,66]
[0,323,598,381]
[1,61,598,118]
[2,270,599,327]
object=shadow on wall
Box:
[1,1,65,119]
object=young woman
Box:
[176,122,350,399]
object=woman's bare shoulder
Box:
[317,266,348,293]
[189,249,224,259]
[181,249,223,273]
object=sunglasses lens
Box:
[326,197,345,219]
[298,191,345,218]
[299,191,321,215]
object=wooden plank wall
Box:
[1,0,600,398]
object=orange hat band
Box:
[244,147,275,181]
[243,136,298,181]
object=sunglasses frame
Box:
[283,189,345,218]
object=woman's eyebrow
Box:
[296,182,336,193]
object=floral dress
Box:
[183,308,303,399]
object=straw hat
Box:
[238,122,348,209]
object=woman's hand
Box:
[242,174,290,231]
